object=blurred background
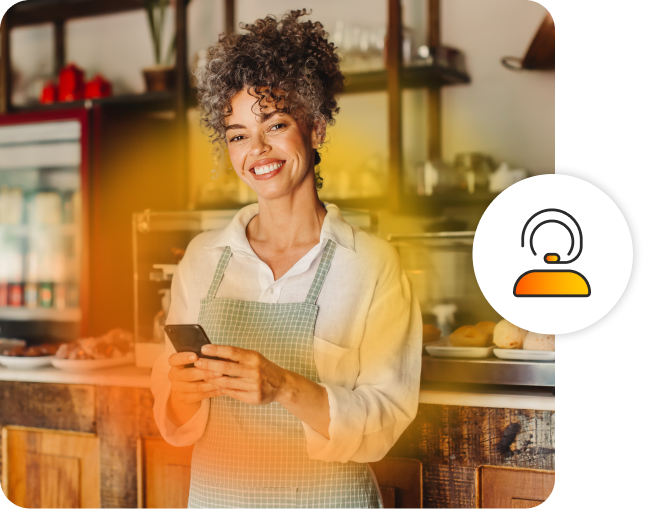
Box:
[0,0,554,346]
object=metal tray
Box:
[422,355,554,387]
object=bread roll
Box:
[475,321,496,345]
[450,325,489,347]
[493,320,527,349]
[523,332,555,351]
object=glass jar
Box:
[453,153,494,193]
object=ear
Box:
[311,120,327,148]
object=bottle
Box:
[6,239,24,307]
[152,289,171,344]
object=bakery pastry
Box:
[475,321,496,345]
[450,325,489,347]
[492,320,527,349]
[423,324,442,343]
[523,332,555,351]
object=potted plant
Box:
[142,0,189,92]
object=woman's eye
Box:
[269,123,286,132]
[229,135,244,142]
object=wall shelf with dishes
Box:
[10,91,177,114]
[1,0,480,217]
[343,64,470,95]
[0,307,81,322]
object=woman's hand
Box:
[197,344,331,438]
[196,345,288,405]
[166,351,223,427]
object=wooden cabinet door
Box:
[480,466,555,508]
[1,426,100,508]
[137,437,193,508]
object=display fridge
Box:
[0,109,90,342]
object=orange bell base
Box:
[513,270,591,297]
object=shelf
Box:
[401,191,499,213]
[185,65,471,108]
[422,355,555,387]
[10,91,176,114]
[0,307,81,322]
[0,224,79,236]
[343,65,470,94]
[9,0,146,27]
[7,68,468,113]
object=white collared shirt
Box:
[151,203,422,463]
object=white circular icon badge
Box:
[473,174,633,335]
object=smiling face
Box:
[225,88,323,203]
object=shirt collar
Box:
[203,202,356,254]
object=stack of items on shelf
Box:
[0,188,81,310]
[40,63,112,104]
[415,153,528,197]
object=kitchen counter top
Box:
[419,381,554,411]
[0,364,153,388]
[0,364,555,411]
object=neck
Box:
[248,171,327,251]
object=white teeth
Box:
[253,161,284,175]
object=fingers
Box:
[168,351,198,367]
[194,358,250,377]
[168,366,209,382]
[209,374,259,392]
[201,344,249,362]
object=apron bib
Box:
[188,240,382,508]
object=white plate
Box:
[51,353,135,372]
[493,349,555,362]
[0,355,55,370]
[425,339,494,359]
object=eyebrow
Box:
[224,111,283,132]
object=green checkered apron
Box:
[188,240,382,508]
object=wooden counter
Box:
[0,367,554,508]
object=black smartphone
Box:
[164,324,224,368]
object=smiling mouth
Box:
[250,161,285,175]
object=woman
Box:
[151,10,422,508]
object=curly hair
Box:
[194,9,344,189]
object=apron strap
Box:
[305,240,337,305]
[206,246,232,300]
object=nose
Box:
[249,132,270,157]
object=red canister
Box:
[40,80,58,104]
[59,63,85,102]
[85,74,113,99]
[8,283,24,307]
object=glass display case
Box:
[132,208,374,367]
[388,232,501,331]
[389,232,554,388]
[0,113,87,342]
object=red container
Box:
[59,63,85,102]
[40,80,58,104]
[85,74,113,99]
[8,283,24,307]
[0,282,8,306]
